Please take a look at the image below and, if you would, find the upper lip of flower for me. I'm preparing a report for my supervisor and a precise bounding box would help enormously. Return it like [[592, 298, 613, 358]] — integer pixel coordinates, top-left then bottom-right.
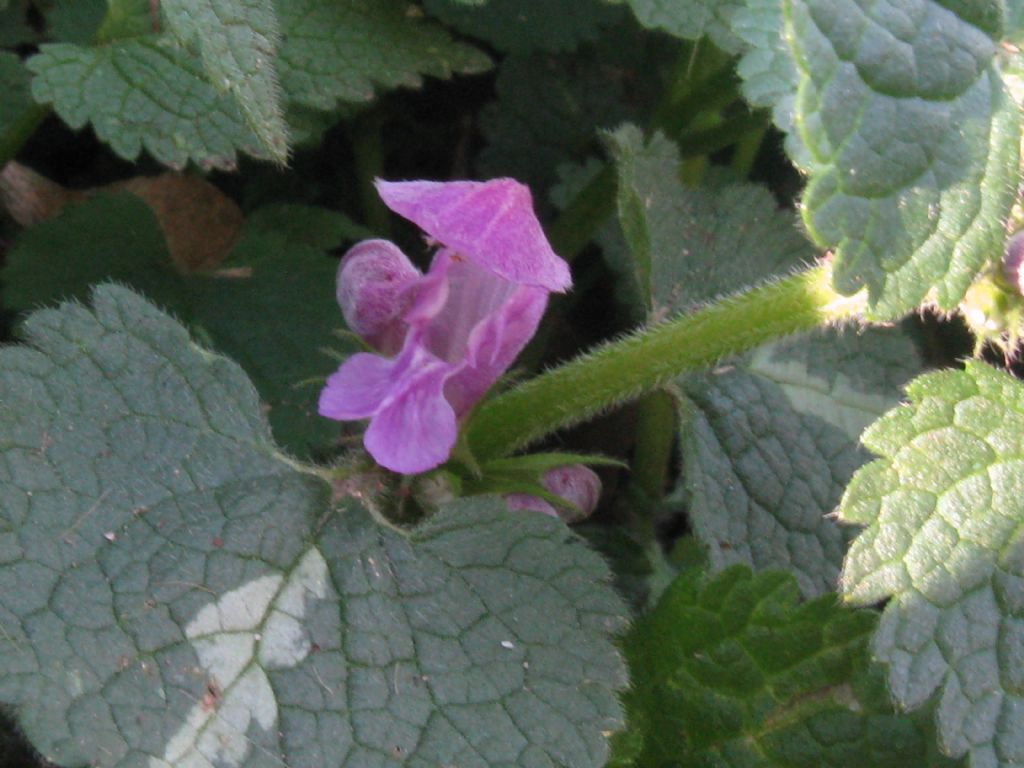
[[375, 178, 572, 293]]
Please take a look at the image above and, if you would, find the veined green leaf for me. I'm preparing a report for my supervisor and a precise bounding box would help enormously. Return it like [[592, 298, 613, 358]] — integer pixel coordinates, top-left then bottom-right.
[[0, 285, 628, 768], [618, 566, 958, 766], [276, 0, 490, 112], [840, 361, 1024, 768], [680, 327, 918, 598], [27, 39, 262, 170], [606, 124, 921, 596], [732, 0, 799, 143], [607, 125, 811, 316], [787, 0, 1020, 318], [160, 0, 289, 163], [481, 30, 673, 192]]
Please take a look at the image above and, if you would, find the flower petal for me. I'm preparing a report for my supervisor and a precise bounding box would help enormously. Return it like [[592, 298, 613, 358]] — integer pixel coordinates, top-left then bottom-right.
[[444, 283, 547, 414], [318, 352, 398, 420], [375, 178, 572, 292], [417, 254, 515, 365], [363, 360, 457, 474]]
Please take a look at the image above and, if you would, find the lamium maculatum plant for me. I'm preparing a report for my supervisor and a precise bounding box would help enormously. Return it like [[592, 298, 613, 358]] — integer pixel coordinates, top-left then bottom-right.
[[0, 2, 1022, 768]]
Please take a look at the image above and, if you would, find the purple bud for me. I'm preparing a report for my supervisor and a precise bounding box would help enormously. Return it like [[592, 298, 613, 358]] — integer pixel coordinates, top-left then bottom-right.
[[337, 239, 421, 355], [1003, 230, 1024, 295], [506, 465, 602, 524]]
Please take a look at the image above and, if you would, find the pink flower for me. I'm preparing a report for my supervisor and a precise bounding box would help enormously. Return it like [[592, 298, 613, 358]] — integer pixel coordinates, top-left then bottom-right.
[[505, 464, 603, 524], [319, 179, 571, 473], [1003, 230, 1024, 295]]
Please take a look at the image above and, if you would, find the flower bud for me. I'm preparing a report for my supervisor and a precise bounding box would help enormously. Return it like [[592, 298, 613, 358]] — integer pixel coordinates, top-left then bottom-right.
[[1003, 229, 1024, 296], [505, 464, 602, 524], [336, 239, 421, 355]]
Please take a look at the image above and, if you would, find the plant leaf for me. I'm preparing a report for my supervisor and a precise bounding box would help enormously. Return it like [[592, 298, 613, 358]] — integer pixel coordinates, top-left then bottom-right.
[[2, 194, 360, 458], [679, 327, 918, 598], [0, 163, 245, 272], [603, 124, 922, 596], [620, 0, 744, 53], [732, 0, 800, 142], [787, 0, 1020, 318], [480, 29, 674, 192], [27, 38, 262, 170], [839, 361, 1024, 767], [0, 284, 628, 768], [423, 0, 626, 54], [160, 0, 289, 163], [618, 566, 958, 767], [607, 125, 812, 316], [746, 328, 923, 441], [275, 0, 490, 112]]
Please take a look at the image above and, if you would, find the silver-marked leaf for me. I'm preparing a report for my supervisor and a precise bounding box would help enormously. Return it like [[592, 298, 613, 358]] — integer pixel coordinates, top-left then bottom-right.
[[0, 285, 628, 767], [787, 0, 1020, 318], [27, 38, 262, 170], [160, 0, 289, 163], [276, 0, 490, 111], [747, 328, 922, 440], [840, 361, 1024, 768], [680, 328, 919, 598]]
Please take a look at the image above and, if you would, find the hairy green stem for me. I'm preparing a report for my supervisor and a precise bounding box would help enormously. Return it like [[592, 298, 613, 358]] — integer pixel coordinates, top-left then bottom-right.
[[467, 264, 865, 460]]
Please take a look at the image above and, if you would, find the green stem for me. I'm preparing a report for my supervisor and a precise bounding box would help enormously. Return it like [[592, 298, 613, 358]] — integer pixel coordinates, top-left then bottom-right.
[[731, 123, 766, 177], [675, 111, 770, 158], [631, 390, 677, 500], [467, 264, 865, 460]]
